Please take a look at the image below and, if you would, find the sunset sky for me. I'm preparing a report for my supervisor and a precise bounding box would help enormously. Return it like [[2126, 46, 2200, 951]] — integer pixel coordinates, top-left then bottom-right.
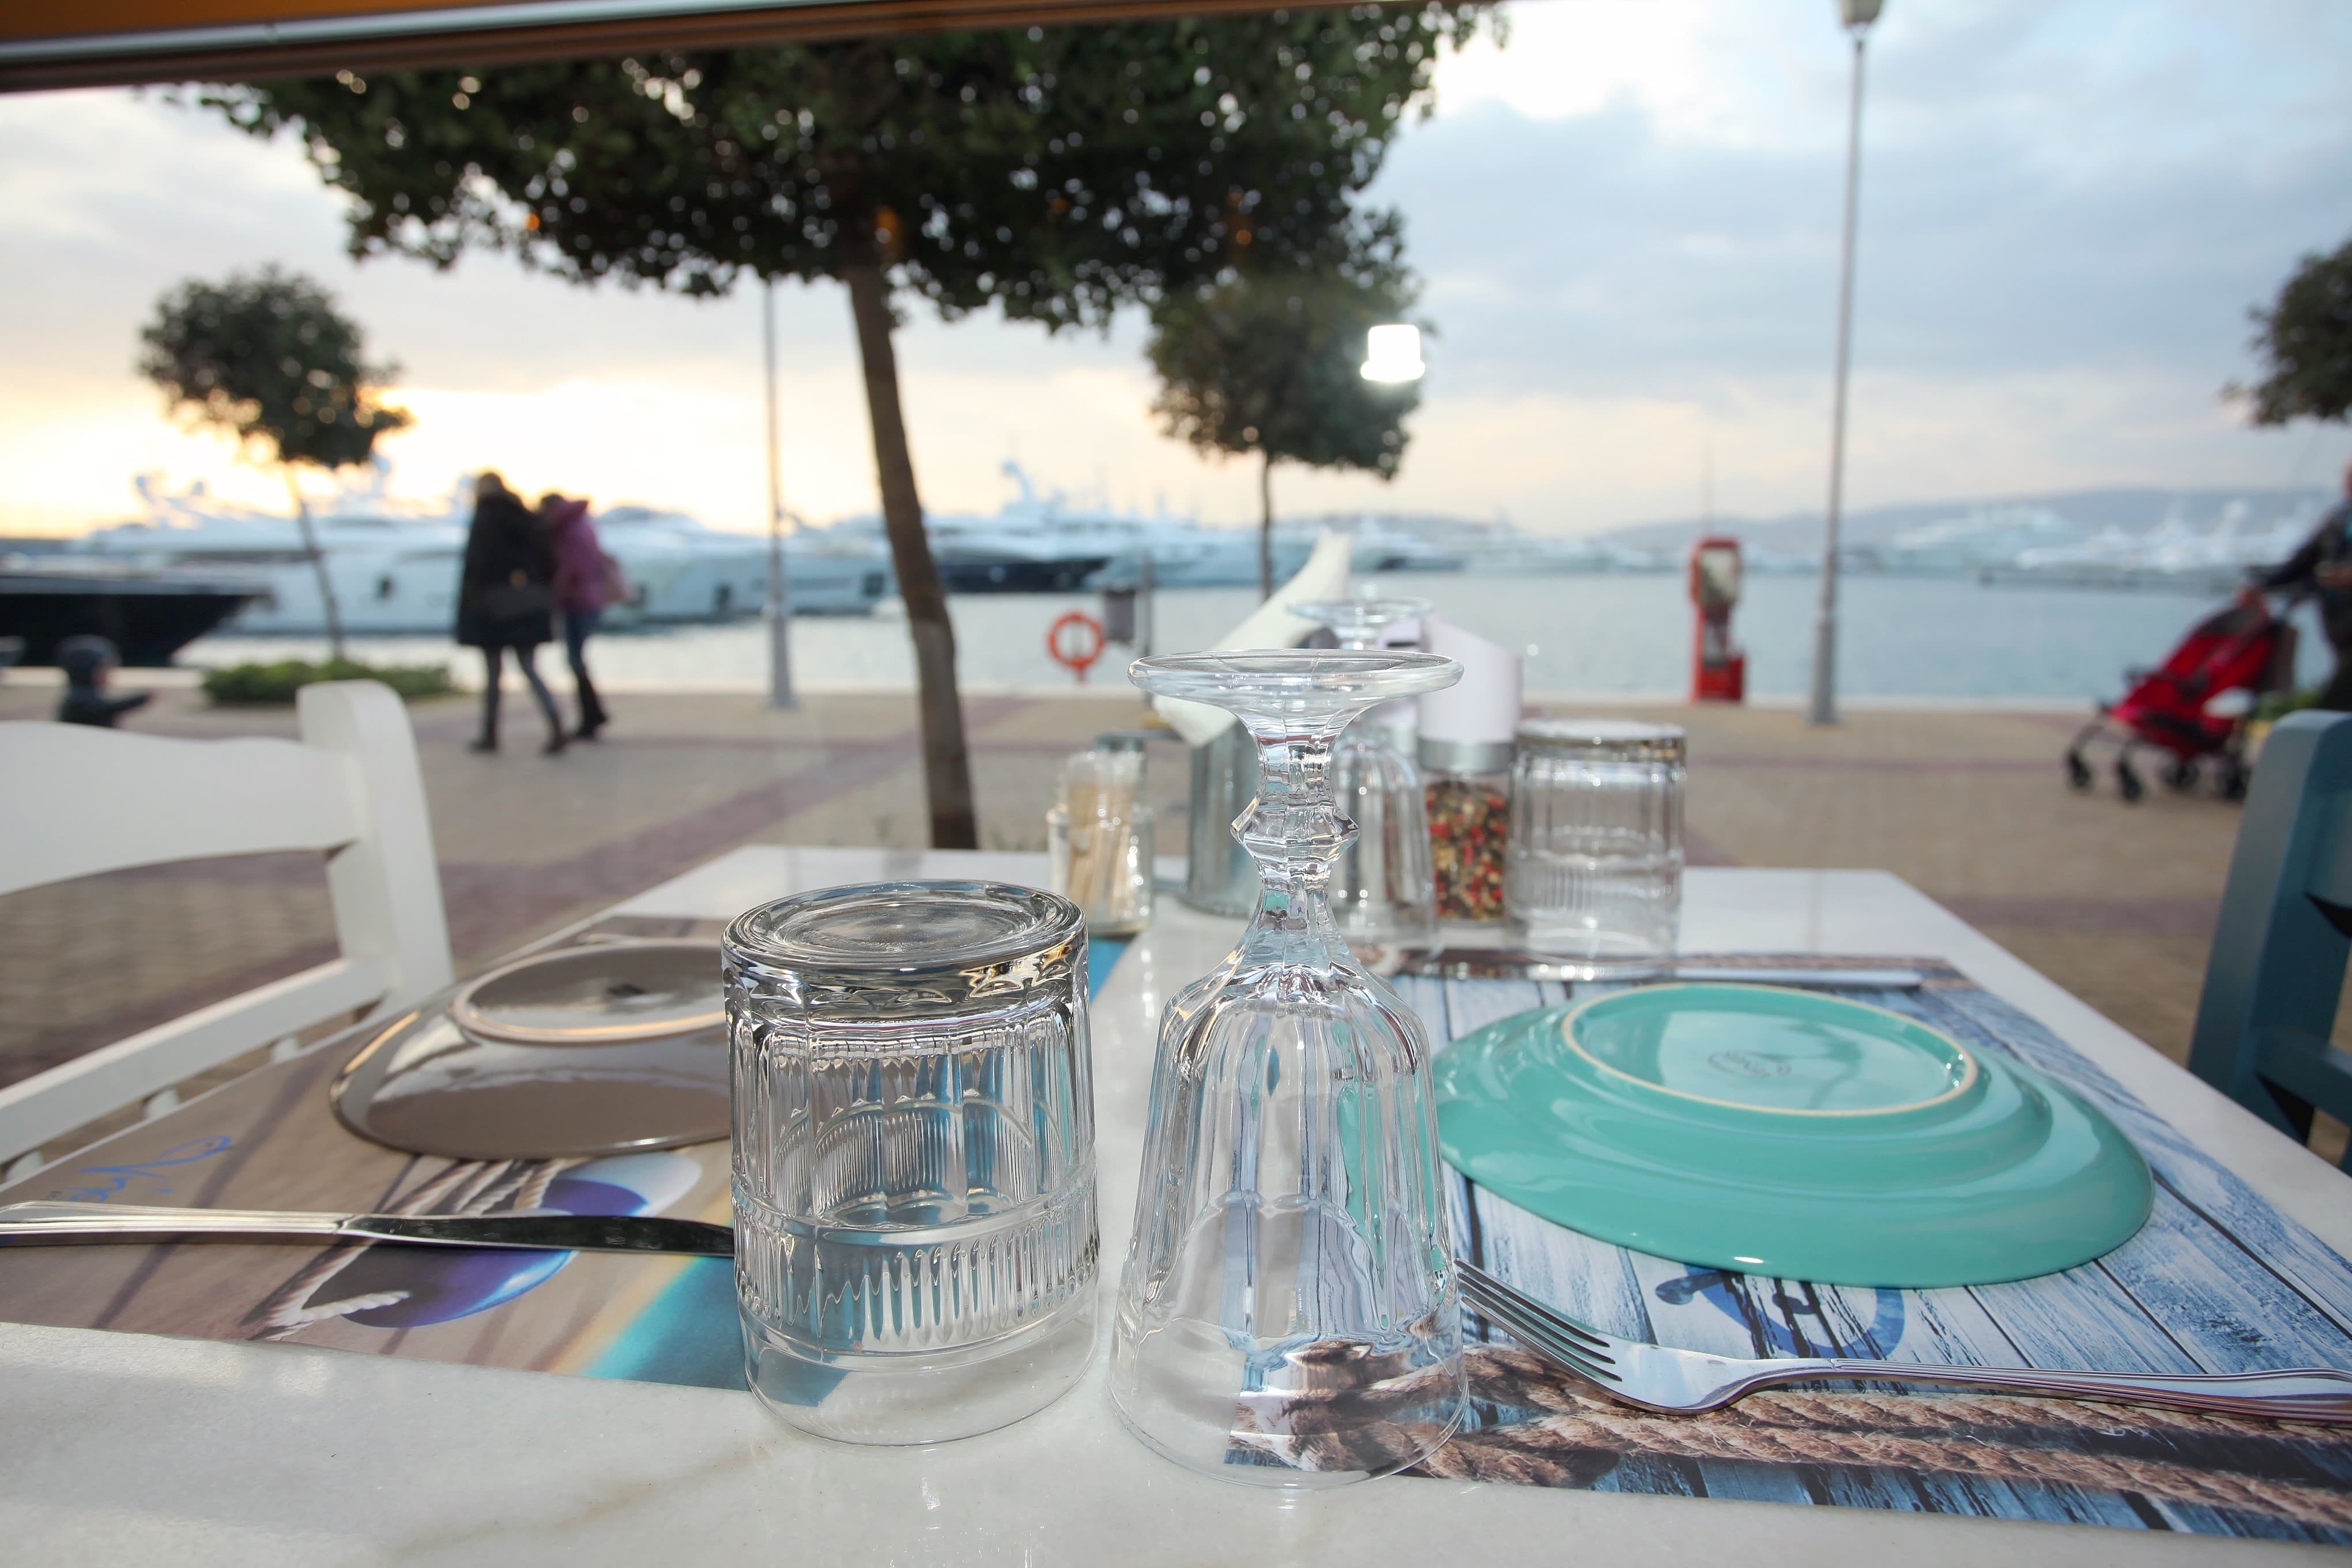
[[1, 0, 2347, 538]]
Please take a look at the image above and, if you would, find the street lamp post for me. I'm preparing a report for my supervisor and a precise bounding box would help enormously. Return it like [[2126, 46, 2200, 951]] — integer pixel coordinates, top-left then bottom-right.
[[1807, 0, 1882, 728], [762, 278, 796, 710]]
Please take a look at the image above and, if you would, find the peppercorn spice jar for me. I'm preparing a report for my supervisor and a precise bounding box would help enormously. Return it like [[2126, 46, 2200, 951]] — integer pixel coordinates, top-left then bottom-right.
[[1418, 614, 1523, 923], [1422, 736, 1513, 920]]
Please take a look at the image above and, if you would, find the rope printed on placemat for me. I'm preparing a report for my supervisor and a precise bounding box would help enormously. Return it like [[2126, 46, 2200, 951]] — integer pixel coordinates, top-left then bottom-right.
[[240, 1157, 578, 1340], [1400, 1348, 2352, 1531]]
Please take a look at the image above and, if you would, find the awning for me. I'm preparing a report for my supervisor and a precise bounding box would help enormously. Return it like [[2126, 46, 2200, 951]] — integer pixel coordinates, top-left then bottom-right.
[[0, 0, 1302, 93]]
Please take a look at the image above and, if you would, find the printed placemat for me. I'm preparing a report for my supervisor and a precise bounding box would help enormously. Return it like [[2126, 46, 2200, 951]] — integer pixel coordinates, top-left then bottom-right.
[[1392, 962, 2352, 1545], [0, 944, 2346, 1542]]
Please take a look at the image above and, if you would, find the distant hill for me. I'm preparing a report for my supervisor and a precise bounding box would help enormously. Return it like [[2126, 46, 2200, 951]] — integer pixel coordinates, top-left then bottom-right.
[[1595, 487, 2333, 556]]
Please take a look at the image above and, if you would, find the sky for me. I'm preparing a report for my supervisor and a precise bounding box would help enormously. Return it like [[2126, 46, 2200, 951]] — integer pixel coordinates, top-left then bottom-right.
[[1, 0, 2348, 538]]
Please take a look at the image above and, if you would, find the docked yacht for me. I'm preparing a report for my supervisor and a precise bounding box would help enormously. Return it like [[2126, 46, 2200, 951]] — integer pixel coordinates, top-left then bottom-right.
[[0, 553, 265, 665], [806, 463, 1471, 593], [71, 465, 890, 634]]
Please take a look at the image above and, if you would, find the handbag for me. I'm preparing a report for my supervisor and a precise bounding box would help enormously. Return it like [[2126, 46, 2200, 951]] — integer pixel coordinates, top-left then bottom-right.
[[480, 573, 553, 621], [600, 551, 632, 606]]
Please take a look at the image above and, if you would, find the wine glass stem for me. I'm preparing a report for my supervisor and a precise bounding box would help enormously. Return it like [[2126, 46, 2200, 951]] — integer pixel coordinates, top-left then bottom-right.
[[1237, 722, 1355, 963]]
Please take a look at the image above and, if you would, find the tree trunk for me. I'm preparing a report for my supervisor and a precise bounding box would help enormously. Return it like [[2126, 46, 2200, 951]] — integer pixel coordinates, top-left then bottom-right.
[[841, 244, 978, 849], [289, 476, 347, 661], [1257, 450, 1276, 601]]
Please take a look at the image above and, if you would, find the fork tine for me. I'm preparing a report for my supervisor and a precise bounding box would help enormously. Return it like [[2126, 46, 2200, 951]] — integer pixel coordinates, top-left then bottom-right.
[[1457, 1273, 1624, 1386], [1456, 1262, 1617, 1363]]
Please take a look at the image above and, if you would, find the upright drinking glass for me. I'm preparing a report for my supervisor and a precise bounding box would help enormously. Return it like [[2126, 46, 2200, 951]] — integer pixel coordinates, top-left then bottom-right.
[[1287, 598, 1437, 953], [1111, 650, 1469, 1487], [726, 880, 1099, 1444]]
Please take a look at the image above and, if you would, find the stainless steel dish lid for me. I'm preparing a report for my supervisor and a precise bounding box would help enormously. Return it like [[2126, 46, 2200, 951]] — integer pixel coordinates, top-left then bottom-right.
[[333, 942, 729, 1159], [447, 940, 724, 1045]]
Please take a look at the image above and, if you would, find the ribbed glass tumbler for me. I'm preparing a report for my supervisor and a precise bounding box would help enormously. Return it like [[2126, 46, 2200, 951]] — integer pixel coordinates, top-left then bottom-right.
[[1505, 718, 1686, 974], [726, 880, 1099, 1444], [1112, 650, 1469, 1487]]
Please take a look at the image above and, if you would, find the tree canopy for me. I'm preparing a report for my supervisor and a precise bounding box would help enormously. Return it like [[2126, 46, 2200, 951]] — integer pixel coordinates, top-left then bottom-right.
[[2238, 236, 2352, 426], [138, 265, 412, 470], [140, 266, 410, 655], [201, 12, 1486, 311], [1148, 225, 1422, 594], [196, 6, 1491, 842]]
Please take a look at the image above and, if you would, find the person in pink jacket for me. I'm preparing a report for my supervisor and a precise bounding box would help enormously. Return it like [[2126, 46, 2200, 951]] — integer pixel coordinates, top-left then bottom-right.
[[541, 493, 615, 741]]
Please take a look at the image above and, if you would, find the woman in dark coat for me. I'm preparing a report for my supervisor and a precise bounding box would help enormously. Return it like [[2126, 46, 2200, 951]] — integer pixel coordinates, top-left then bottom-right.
[[457, 471, 566, 754]]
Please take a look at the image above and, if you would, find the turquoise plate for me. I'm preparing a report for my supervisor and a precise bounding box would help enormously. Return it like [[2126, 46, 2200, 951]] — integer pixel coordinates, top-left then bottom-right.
[[1434, 983, 2153, 1287]]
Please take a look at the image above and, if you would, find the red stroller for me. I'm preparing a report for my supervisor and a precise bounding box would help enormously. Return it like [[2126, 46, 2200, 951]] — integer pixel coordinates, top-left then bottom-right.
[[2065, 602, 2293, 802]]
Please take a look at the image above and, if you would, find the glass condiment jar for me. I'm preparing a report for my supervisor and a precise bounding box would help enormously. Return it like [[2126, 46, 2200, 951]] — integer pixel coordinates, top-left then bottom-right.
[[1421, 736, 1512, 922]]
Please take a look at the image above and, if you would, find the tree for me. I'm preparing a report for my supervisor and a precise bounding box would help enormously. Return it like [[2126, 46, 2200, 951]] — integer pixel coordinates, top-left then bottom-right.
[[138, 266, 412, 659], [1148, 229, 1422, 597], [196, 6, 1490, 846], [2236, 236, 2352, 426]]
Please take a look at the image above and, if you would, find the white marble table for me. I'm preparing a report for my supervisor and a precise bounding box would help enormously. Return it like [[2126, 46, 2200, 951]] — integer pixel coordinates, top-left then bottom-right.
[[4, 848, 2347, 1567]]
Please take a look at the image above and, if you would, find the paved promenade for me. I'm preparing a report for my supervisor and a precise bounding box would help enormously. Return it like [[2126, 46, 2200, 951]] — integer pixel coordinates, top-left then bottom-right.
[[0, 680, 2289, 1136]]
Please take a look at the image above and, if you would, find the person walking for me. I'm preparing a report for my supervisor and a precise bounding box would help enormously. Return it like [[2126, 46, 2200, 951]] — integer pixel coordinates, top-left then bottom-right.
[[542, 491, 613, 741], [457, 471, 566, 755], [2241, 457, 2352, 710]]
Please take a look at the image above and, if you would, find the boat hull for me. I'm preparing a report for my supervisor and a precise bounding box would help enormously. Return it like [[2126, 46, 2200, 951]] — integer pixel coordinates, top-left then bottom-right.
[[0, 572, 261, 666], [934, 554, 1114, 593]]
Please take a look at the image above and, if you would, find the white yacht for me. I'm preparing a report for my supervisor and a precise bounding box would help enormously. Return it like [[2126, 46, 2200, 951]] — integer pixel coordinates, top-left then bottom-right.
[[808, 462, 1354, 591], [71, 464, 890, 634]]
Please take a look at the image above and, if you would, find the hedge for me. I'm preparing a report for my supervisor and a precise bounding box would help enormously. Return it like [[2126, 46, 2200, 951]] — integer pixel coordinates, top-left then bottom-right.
[[201, 658, 456, 706]]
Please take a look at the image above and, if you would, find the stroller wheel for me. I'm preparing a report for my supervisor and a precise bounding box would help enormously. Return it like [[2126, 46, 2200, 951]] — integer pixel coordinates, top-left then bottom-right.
[[2163, 758, 2199, 793], [2116, 759, 2144, 803], [2065, 753, 2093, 791], [2221, 756, 2249, 802]]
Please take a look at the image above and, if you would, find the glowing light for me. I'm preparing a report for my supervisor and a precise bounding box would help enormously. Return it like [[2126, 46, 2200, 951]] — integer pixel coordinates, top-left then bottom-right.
[[1360, 323, 1426, 385]]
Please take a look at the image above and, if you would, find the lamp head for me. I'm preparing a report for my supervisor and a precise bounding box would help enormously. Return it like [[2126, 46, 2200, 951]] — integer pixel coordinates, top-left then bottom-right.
[[1360, 323, 1426, 385], [1838, 0, 1884, 29]]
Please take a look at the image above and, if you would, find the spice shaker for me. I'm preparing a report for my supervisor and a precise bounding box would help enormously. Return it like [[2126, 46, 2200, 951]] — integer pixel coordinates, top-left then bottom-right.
[[1419, 615, 1522, 922]]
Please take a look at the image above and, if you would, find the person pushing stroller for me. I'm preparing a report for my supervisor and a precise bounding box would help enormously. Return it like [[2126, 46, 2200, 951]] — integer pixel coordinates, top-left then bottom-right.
[[2238, 457, 2352, 710]]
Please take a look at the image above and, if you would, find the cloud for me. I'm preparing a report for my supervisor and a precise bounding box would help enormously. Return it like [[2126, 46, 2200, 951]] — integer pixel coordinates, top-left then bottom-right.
[[2, 2, 2350, 541]]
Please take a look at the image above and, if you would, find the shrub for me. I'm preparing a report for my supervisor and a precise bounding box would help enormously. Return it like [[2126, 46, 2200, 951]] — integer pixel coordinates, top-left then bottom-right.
[[201, 658, 455, 706]]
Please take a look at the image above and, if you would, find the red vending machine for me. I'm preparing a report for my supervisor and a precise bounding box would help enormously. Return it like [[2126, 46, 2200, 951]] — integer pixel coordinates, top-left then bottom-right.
[[1689, 536, 1746, 703]]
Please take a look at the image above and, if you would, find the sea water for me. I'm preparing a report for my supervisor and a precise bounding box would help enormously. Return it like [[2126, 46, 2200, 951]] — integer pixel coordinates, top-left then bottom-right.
[[184, 572, 2307, 700]]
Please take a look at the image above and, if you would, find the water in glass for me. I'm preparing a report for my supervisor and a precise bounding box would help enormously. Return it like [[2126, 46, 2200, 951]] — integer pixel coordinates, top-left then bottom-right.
[[726, 881, 1098, 1443]]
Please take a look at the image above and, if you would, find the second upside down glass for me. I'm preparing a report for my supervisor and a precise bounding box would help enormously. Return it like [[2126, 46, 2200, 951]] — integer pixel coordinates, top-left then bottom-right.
[[1110, 650, 1469, 1487]]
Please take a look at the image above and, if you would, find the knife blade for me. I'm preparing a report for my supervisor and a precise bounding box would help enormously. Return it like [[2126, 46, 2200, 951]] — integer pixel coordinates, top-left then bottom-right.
[[0, 1201, 734, 1257], [1394, 950, 1926, 988]]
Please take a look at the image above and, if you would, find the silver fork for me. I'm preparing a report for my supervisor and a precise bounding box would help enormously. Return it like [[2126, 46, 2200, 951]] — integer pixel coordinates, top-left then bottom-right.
[[1456, 1261, 2352, 1424]]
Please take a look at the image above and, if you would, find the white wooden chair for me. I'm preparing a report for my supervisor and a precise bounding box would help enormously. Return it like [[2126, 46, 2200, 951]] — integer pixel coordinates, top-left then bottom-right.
[[0, 680, 453, 1177]]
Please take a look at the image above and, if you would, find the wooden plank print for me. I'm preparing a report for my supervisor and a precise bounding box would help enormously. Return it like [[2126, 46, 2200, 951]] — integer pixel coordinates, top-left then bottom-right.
[[1411, 958, 2352, 1543]]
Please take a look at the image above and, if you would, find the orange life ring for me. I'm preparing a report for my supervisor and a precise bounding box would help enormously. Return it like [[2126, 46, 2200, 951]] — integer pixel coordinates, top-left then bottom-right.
[[1046, 610, 1107, 683]]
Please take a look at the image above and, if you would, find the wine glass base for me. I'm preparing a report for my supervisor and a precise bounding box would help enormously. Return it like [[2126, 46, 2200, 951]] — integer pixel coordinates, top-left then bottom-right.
[[1109, 1309, 1466, 1487]]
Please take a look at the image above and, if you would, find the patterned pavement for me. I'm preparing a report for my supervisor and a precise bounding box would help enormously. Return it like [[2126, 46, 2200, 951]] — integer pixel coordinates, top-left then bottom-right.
[[0, 677, 2289, 1121]]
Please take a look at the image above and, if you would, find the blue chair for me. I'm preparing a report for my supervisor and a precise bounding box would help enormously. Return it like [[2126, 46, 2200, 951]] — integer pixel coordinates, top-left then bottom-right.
[[2188, 709, 2352, 1169]]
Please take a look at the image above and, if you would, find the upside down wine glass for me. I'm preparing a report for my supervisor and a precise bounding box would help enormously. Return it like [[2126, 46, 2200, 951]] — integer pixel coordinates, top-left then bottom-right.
[[1111, 649, 1469, 1487], [1288, 598, 1437, 956]]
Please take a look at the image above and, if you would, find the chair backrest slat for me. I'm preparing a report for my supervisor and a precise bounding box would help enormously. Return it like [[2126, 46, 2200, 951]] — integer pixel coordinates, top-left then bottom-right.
[[2189, 709, 2352, 1168], [0, 684, 451, 1174], [2304, 794, 2352, 918], [0, 723, 359, 897]]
